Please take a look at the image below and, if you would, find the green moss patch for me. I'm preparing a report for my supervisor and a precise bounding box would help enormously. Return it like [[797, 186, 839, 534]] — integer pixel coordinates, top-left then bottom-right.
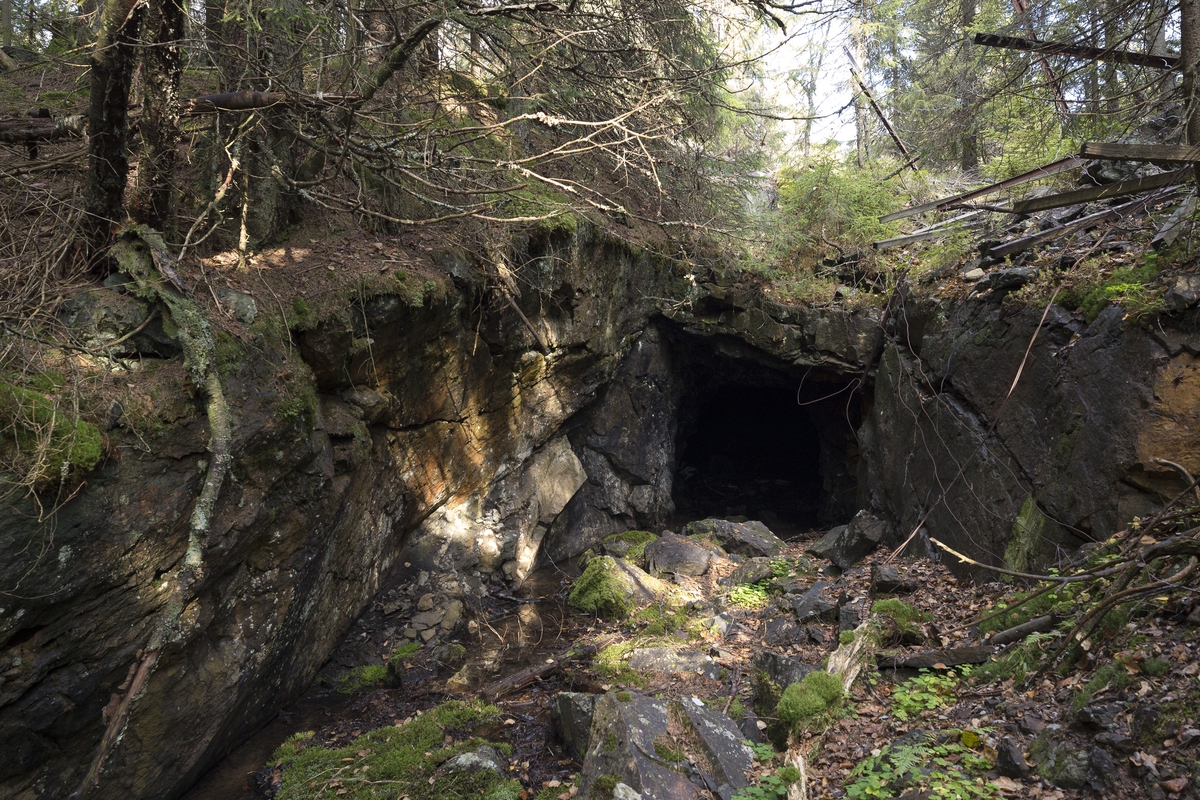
[[776, 670, 844, 734], [568, 556, 633, 619], [602, 530, 658, 563], [269, 700, 516, 800], [0, 381, 103, 488]]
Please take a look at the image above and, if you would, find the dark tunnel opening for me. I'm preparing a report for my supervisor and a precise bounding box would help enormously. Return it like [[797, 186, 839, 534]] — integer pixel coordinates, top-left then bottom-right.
[[670, 334, 866, 537]]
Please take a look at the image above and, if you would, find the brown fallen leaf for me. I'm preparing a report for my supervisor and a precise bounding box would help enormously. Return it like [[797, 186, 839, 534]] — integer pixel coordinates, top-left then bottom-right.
[[1162, 777, 1189, 793]]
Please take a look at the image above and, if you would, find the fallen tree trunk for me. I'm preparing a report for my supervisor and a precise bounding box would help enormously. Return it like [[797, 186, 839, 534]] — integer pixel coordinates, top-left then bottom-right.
[[988, 614, 1060, 646], [479, 634, 618, 701], [876, 646, 996, 669]]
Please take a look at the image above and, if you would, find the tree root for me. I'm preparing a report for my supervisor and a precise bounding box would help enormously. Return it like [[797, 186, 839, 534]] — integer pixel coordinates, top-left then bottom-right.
[[72, 227, 232, 798]]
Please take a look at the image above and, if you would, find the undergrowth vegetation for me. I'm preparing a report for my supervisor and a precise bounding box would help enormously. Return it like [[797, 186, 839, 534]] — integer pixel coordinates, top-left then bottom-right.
[[269, 700, 516, 800]]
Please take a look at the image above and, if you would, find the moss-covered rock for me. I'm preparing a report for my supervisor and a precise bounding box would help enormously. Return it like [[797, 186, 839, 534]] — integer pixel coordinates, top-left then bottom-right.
[[776, 670, 844, 734], [568, 556, 667, 619]]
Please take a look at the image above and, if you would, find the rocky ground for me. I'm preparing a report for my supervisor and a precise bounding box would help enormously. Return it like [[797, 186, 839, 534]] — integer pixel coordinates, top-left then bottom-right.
[[195, 514, 1200, 800]]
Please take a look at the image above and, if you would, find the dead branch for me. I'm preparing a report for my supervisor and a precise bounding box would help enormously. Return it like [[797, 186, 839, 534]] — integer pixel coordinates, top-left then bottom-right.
[[973, 32, 1179, 70], [479, 633, 617, 700]]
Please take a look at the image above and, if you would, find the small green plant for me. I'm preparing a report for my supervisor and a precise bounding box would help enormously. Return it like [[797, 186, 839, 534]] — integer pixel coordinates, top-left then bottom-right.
[[748, 741, 775, 761], [653, 733, 684, 761], [839, 630, 856, 645], [728, 697, 747, 721], [891, 669, 958, 721], [732, 766, 802, 800], [871, 598, 923, 627], [845, 730, 999, 799], [591, 774, 619, 798], [616, 691, 632, 703], [269, 699, 514, 800], [1145, 657, 1171, 677], [769, 558, 792, 577], [1071, 661, 1138, 712], [334, 664, 389, 693], [393, 641, 422, 659], [729, 581, 771, 609], [602, 530, 658, 563]]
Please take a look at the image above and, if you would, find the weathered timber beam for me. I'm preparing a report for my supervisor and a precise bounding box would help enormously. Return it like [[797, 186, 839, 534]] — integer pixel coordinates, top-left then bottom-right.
[[1081, 142, 1200, 162], [988, 191, 1174, 259], [974, 32, 1179, 70], [1153, 192, 1198, 251], [880, 156, 1082, 222], [1013, 167, 1194, 214], [873, 210, 986, 250]]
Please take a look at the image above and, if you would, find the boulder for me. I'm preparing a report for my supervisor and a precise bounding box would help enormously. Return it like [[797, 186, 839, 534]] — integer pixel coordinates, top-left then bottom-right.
[[685, 518, 785, 557], [727, 557, 774, 587], [644, 532, 711, 577], [1165, 275, 1200, 311], [762, 616, 805, 647], [552, 692, 598, 758], [579, 692, 751, 800], [996, 736, 1031, 779], [869, 564, 916, 595], [789, 582, 837, 623], [628, 647, 721, 680], [444, 745, 504, 775], [679, 698, 754, 796], [568, 556, 669, 618], [808, 511, 890, 570], [977, 266, 1037, 292], [1037, 743, 1089, 789]]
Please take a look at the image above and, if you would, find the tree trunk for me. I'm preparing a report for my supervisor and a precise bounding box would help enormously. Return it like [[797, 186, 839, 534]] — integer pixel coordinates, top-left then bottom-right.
[[1184, 0, 1200, 148], [83, 0, 143, 267], [852, 5, 870, 166], [2, 0, 11, 49], [130, 0, 185, 229], [958, 0, 979, 172]]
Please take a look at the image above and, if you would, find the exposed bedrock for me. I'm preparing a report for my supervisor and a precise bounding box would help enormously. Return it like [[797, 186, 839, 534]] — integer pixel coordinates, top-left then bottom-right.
[[3, 245, 1200, 800], [860, 293, 1200, 572]]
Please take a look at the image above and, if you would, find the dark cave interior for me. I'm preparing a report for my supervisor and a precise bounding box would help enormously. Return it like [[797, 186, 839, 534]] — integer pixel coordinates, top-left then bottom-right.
[[670, 335, 865, 536]]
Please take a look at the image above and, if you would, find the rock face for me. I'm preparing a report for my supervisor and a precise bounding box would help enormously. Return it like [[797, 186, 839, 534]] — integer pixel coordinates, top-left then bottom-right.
[[9, 242, 1200, 800], [0, 228, 680, 800], [859, 296, 1200, 576]]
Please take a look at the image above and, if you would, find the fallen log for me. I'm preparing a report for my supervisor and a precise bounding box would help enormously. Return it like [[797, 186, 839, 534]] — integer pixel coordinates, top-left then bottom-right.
[[0, 114, 86, 144], [479, 634, 618, 701], [988, 614, 1059, 646], [876, 645, 996, 669]]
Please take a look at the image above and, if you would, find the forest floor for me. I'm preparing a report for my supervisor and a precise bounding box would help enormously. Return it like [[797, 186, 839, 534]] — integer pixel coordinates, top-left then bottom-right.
[[182, 523, 1200, 800]]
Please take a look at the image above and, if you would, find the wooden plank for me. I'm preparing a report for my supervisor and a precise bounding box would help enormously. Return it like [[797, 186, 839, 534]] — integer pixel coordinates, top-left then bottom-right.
[[974, 32, 1179, 70], [1081, 142, 1200, 163], [1012, 167, 1193, 215], [987, 191, 1173, 259], [877, 646, 996, 669], [1153, 192, 1198, 251], [873, 211, 985, 250], [880, 156, 1082, 222]]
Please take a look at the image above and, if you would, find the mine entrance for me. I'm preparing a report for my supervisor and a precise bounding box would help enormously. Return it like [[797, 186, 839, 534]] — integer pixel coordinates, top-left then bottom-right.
[[671, 337, 864, 535]]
